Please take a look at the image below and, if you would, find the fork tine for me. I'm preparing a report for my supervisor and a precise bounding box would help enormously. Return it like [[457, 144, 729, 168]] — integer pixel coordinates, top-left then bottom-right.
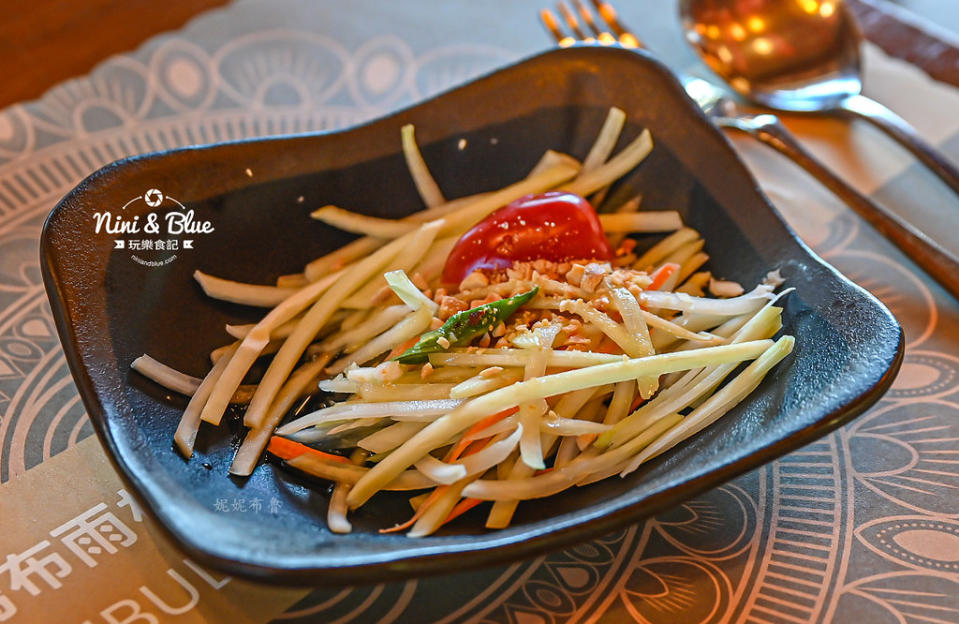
[[540, 8, 577, 47], [556, 1, 595, 43], [573, 0, 618, 44], [589, 0, 644, 48]]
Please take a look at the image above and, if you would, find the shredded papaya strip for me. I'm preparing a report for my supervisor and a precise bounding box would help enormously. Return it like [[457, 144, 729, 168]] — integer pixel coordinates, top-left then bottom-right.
[[459, 439, 490, 459], [435, 429, 513, 530], [388, 427, 505, 535], [446, 407, 519, 462], [648, 262, 680, 291], [267, 436, 351, 464]]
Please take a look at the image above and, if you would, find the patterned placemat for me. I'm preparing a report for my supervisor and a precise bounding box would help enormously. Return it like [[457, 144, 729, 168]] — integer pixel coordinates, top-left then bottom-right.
[[2, 1, 959, 622]]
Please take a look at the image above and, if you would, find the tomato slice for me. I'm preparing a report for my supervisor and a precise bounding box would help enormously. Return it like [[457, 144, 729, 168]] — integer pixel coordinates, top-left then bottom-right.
[[442, 191, 612, 284]]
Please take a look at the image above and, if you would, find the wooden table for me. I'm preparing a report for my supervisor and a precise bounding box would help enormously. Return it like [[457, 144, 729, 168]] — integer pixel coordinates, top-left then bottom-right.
[[0, 0, 228, 108], [1, 0, 957, 111]]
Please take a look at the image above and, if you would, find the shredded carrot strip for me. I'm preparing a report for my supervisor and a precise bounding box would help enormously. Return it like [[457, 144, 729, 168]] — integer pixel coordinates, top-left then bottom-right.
[[648, 262, 680, 291], [442, 497, 484, 525], [435, 432, 509, 530], [380, 486, 448, 533], [595, 338, 620, 354], [387, 417, 518, 535], [433, 419, 526, 531], [386, 336, 420, 360], [267, 436, 350, 464], [462, 439, 490, 457], [629, 395, 647, 413], [446, 407, 518, 462]]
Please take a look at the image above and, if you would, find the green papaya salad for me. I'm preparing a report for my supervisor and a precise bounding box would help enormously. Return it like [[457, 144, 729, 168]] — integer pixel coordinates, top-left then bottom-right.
[[132, 108, 793, 536]]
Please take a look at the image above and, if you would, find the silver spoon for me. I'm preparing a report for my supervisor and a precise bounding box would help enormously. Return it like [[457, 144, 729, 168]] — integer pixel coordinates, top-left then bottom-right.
[[680, 0, 959, 197], [541, 0, 959, 300]]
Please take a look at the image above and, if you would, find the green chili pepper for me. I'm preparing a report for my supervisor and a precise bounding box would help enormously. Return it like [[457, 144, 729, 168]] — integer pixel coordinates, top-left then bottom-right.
[[395, 286, 539, 364]]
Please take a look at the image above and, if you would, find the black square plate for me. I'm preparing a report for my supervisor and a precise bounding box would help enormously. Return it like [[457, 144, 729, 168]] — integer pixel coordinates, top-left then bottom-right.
[[41, 46, 902, 585]]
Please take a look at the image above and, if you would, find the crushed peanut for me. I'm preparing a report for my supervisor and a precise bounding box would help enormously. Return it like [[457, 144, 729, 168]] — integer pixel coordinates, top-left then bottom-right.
[[580, 263, 611, 293], [438, 296, 468, 320], [411, 272, 429, 291], [479, 366, 504, 378], [378, 361, 403, 382], [565, 263, 586, 287], [420, 362, 434, 379], [459, 271, 489, 291], [616, 238, 637, 256], [709, 278, 744, 298]]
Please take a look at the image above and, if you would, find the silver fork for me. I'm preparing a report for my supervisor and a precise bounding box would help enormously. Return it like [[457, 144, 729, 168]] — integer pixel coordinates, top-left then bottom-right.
[[541, 1, 959, 301]]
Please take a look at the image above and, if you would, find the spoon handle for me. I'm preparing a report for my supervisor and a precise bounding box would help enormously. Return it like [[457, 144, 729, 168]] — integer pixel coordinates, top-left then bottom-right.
[[839, 94, 959, 197], [725, 113, 959, 300]]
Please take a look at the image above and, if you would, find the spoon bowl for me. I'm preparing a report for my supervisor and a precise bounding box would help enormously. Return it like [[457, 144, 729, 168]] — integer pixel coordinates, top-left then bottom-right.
[[681, 0, 959, 197], [683, 0, 862, 110]]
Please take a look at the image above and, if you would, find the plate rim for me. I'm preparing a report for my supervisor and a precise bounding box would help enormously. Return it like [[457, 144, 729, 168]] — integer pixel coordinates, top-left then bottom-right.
[[40, 44, 904, 585]]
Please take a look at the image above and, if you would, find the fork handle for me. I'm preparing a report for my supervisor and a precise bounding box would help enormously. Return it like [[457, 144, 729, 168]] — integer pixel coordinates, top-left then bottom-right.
[[837, 94, 959, 198], [723, 112, 959, 301]]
